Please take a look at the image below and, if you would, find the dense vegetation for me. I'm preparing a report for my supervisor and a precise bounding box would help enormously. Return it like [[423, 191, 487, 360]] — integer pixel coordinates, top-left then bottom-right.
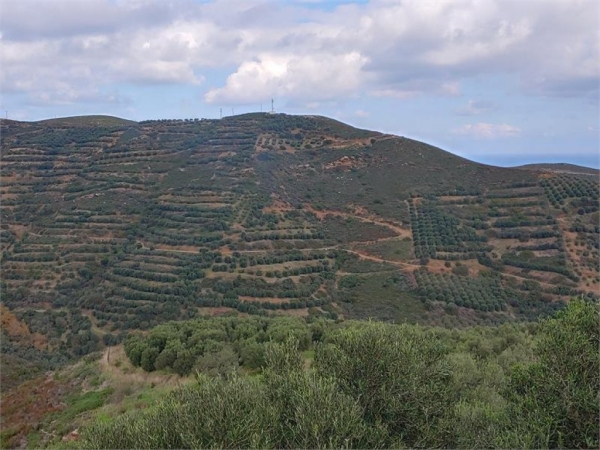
[[0, 114, 598, 450], [1, 113, 598, 410], [82, 299, 599, 449], [123, 315, 315, 375]]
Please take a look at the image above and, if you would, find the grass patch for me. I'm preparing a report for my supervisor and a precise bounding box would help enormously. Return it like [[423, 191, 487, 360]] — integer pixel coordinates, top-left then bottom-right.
[[0, 428, 20, 450], [303, 349, 315, 360], [338, 273, 426, 323], [64, 388, 114, 419], [25, 431, 41, 449], [353, 238, 413, 261], [336, 251, 397, 273], [321, 216, 396, 243]]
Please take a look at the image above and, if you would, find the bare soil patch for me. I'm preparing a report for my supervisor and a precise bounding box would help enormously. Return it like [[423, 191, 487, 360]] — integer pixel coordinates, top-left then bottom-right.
[[154, 244, 202, 253]]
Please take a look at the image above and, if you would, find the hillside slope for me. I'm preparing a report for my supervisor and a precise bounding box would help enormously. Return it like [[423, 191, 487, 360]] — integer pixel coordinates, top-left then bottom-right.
[[515, 163, 599, 177], [1, 113, 598, 370]]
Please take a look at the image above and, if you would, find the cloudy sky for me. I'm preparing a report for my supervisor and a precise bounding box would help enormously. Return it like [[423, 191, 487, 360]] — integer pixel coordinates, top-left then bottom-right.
[[2, 0, 599, 168]]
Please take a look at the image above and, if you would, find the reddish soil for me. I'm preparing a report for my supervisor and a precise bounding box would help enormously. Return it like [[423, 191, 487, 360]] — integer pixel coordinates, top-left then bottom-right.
[[263, 199, 292, 214], [327, 137, 373, 149], [323, 155, 366, 171], [8, 224, 27, 239], [0, 304, 47, 350], [0, 375, 73, 448]]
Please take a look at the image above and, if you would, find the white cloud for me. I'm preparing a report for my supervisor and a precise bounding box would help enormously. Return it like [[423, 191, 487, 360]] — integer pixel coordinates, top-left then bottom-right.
[[452, 123, 521, 139], [1, 0, 598, 106], [204, 51, 368, 104]]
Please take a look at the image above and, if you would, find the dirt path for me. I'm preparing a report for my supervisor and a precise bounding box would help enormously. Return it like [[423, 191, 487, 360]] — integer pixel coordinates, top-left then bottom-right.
[[99, 346, 187, 387], [336, 269, 398, 276], [342, 248, 420, 271], [302, 205, 412, 239]]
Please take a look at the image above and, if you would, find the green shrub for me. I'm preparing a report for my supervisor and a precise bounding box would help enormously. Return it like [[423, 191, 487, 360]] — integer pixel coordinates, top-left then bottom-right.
[[81, 301, 599, 450], [504, 299, 599, 449], [315, 322, 454, 447]]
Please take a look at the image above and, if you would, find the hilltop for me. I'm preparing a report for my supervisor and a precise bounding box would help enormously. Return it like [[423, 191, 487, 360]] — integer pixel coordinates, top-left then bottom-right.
[[515, 162, 599, 177], [1, 113, 598, 382], [35, 115, 138, 128]]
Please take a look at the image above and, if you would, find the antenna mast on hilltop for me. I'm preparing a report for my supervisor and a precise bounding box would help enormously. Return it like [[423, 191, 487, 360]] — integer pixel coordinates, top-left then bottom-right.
[[269, 98, 275, 114]]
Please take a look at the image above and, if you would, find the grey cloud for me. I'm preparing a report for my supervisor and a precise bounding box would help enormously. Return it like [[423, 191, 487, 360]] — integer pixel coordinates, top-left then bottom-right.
[[0, 0, 185, 41], [2, 0, 598, 107]]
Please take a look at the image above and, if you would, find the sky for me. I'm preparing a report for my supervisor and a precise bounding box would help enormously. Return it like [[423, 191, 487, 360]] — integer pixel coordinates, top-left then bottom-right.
[[1, 0, 599, 168]]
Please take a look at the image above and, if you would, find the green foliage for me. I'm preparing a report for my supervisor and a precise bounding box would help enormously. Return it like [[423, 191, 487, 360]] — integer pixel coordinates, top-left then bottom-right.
[[2, 113, 599, 398], [321, 216, 396, 243], [501, 250, 574, 279], [123, 315, 312, 376], [505, 299, 599, 449], [410, 200, 489, 259], [337, 272, 425, 323], [65, 388, 114, 419], [262, 339, 387, 449], [315, 322, 453, 447], [352, 238, 413, 261], [338, 274, 363, 289], [195, 346, 239, 378], [541, 175, 599, 209], [83, 340, 386, 449], [81, 375, 276, 449], [415, 268, 509, 312], [81, 299, 598, 449]]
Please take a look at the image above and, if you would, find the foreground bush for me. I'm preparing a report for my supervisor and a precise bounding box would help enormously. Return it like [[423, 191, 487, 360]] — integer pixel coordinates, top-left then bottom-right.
[[504, 299, 599, 449], [315, 322, 453, 447], [82, 299, 598, 449], [82, 341, 386, 449]]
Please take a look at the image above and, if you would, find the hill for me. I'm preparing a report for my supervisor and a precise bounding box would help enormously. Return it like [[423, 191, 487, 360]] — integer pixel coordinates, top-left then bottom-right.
[[515, 163, 599, 177], [1, 113, 598, 384], [35, 115, 138, 128]]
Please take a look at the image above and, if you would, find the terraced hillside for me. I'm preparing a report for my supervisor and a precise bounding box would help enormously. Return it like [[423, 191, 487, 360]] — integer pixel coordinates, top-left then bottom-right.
[[1, 113, 598, 374]]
